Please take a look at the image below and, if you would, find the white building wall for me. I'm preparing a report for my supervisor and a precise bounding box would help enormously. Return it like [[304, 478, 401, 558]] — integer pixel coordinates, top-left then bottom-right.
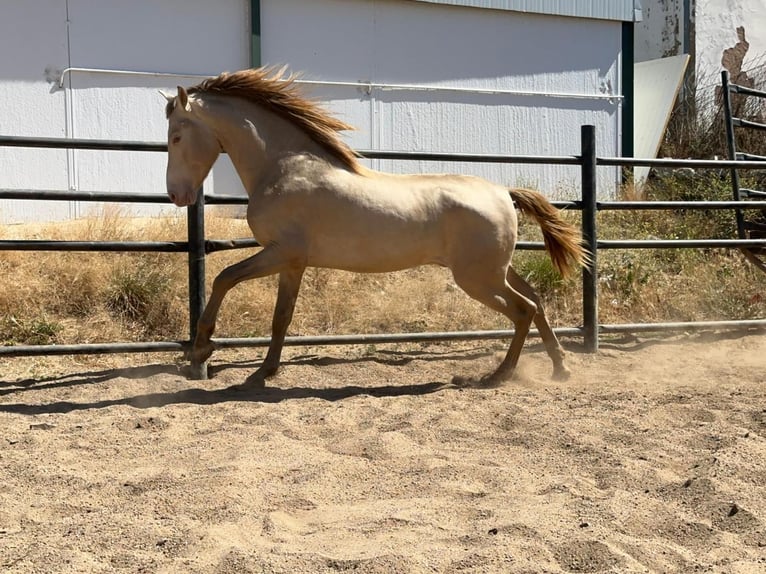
[[0, 0, 249, 224], [262, 0, 623, 199], [1, 0, 627, 224], [0, 0, 71, 221]]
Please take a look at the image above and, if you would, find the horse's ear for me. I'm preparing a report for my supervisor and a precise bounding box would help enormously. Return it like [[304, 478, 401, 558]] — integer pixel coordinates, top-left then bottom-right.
[[177, 86, 191, 111], [159, 90, 175, 103]]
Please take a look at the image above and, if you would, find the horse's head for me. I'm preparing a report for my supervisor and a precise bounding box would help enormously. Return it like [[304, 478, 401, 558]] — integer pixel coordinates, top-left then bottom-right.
[[162, 86, 221, 207]]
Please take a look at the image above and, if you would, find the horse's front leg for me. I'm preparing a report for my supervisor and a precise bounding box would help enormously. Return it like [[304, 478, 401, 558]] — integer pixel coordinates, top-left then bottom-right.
[[244, 267, 305, 388], [187, 246, 298, 368]]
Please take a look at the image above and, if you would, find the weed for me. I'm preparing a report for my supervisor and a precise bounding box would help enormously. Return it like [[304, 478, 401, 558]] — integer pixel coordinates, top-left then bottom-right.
[[105, 255, 184, 338], [0, 315, 61, 345], [513, 253, 565, 295]]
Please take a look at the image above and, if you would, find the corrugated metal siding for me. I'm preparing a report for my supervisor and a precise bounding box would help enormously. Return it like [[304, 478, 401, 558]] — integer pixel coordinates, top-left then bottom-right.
[[262, 0, 623, 199], [411, 0, 642, 21]]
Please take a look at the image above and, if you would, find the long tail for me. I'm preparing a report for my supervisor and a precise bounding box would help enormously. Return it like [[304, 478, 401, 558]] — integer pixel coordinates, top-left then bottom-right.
[[509, 188, 588, 277]]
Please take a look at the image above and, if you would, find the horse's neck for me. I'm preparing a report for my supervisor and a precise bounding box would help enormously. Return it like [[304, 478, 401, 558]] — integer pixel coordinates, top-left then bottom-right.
[[197, 95, 335, 193]]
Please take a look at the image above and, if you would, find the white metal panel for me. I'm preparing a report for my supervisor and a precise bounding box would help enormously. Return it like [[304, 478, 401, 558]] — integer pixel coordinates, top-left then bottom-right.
[[66, 0, 249, 75], [633, 55, 689, 185], [262, 0, 622, 198], [0, 0, 249, 223], [0, 0, 72, 223], [64, 0, 250, 217]]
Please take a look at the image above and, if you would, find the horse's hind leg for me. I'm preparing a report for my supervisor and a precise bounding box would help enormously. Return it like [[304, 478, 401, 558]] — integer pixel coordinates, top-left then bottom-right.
[[507, 267, 570, 381], [452, 267, 537, 386]]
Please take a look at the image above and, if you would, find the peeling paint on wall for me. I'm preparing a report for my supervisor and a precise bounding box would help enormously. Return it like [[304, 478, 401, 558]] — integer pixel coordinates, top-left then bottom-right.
[[634, 0, 686, 63], [721, 26, 755, 89], [696, 0, 766, 86]]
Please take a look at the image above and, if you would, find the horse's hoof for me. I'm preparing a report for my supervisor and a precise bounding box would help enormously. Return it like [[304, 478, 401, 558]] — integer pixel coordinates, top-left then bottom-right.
[[478, 374, 506, 389], [242, 373, 268, 389], [188, 342, 215, 364], [241, 363, 279, 389], [224, 381, 264, 393], [450, 373, 507, 389], [450, 375, 472, 388], [552, 365, 571, 381]]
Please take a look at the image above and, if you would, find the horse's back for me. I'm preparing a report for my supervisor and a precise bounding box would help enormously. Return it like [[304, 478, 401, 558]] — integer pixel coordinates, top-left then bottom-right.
[[252, 163, 518, 272]]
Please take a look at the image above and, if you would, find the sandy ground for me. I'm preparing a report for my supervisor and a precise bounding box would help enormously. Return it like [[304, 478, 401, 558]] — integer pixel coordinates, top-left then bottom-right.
[[0, 331, 765, 573]]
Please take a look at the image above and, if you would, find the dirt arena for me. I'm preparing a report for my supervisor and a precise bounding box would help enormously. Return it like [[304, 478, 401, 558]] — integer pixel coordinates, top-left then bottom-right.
[[1, 331, 764, 573]]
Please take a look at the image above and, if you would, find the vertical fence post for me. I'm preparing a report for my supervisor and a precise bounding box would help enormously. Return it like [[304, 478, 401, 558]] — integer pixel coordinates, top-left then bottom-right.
[[721, 70, 746, 239], [187, 186, 208, 379], [580, 125, 599, 353]]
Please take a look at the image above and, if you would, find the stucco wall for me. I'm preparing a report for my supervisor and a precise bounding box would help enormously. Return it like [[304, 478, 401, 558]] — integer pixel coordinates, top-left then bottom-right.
[[634, 0, 766, 88], [696, 0, 766, 86]]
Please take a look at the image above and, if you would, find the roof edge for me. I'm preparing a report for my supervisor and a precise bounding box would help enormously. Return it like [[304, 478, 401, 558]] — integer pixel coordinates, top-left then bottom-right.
[[410, 0, 643, 22]]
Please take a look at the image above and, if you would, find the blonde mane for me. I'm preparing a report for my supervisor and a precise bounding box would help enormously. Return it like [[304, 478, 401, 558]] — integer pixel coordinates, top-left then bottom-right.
[[185, 67, 362, 174]]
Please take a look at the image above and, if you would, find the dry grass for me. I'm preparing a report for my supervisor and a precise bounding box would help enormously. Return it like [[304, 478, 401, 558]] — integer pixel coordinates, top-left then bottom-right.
[[0, 191, 763, 349]]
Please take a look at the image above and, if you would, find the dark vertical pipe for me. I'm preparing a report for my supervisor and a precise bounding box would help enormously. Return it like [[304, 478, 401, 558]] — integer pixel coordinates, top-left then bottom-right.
[[187, 187, 208, 379], [251, 0, 261, 68], [721, 71, 746, 239], [581, 125, 599, 353], [620, 21, 635, 163]]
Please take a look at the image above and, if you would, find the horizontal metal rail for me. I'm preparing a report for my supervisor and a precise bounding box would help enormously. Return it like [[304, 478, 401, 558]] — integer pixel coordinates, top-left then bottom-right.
[[599, 238, 766, 249], [0, 240, 188, 253], [734, 118, 766, 131], [0, 188, 246, 206], [0, 135, 167, 152], [1, 135, 581, 167], [2, 319, 764, 358], [5, 134, 766, 170], [737, 152, 766, 162], [0, 189, 172, 203], [729, 82, 766, 98], [3, 191, 766, 212], [56, 66, 209, 88], [358, 149, 582, 165], [597, 200, 766, 210], [598, 156, 766, 169], [599, 319, 766, 334], [296, 77, 623, 102], [54, 67, 622, 102], [8, 237, 761, 255], [0, 341, 185, 357]]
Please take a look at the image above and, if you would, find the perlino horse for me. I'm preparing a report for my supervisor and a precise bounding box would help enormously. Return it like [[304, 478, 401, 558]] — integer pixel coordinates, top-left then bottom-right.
[[163, 67, 586, 388]]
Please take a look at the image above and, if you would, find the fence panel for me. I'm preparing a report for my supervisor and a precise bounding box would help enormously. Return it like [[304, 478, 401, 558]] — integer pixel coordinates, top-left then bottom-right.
[[1, 130, 765, 377]]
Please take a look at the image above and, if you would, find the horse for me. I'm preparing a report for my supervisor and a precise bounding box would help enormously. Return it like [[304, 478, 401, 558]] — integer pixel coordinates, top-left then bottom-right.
[[162, 67, 587, 389]]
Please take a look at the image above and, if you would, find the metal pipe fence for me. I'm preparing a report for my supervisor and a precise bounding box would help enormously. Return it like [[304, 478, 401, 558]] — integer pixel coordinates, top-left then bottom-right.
[[1, 128, 765, 376]]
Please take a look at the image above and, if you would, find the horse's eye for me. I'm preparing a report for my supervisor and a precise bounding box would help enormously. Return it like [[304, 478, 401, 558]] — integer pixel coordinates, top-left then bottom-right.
[[171, 135, 181, 145]]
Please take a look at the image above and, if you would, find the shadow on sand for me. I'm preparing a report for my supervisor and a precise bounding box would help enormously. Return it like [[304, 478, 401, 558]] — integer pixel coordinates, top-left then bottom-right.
[[0, 345, 498, 415], [1, 329, 759, 416]]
